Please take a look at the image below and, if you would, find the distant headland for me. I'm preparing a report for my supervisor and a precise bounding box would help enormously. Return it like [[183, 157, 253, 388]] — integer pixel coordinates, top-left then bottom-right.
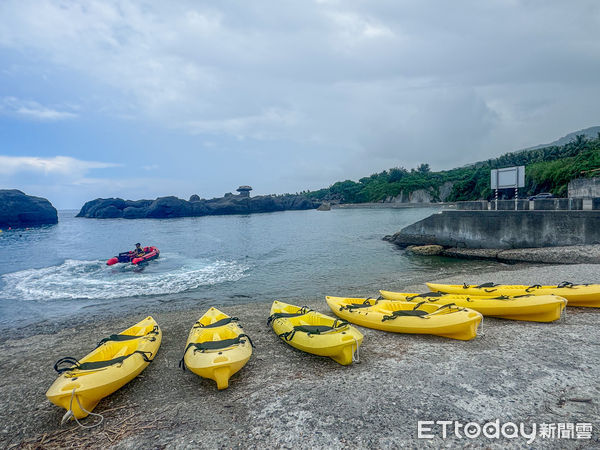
[[76, 186, 319, 219]]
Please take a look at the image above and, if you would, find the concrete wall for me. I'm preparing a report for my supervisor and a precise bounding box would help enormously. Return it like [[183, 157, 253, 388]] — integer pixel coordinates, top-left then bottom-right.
[[531, 198, 583, 210], [456, 199, 584, 211], [388, 210, 600, 249], [533, 199, 556, 210], [495, 200, 529, 210], [456, 201, 488, 210], [571, 198, 584, 210], [568, 177, 600, 198]]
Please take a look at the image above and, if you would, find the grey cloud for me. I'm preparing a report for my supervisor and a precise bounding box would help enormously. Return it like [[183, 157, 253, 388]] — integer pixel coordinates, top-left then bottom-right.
[[0, 0, 599, 201]]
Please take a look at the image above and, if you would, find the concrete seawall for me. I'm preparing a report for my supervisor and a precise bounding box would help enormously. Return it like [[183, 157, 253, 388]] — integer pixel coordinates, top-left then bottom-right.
[[331, 202, 453, 209], [385, 210, 600, 249]]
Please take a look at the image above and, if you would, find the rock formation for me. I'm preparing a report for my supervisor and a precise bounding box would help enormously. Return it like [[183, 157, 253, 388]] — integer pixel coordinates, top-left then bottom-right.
[[408, 189, 433, 203], [0, 190, 58, 228], [405, 245, 444, 256], [77, 193, 319, 219]]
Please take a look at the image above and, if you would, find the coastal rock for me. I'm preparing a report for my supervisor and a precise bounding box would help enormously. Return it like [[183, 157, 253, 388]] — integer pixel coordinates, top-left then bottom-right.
[[395, 191, 410, 203], [77, 198, 127, 218], [384, 191, 410, 203], [390, 242, 600, 264], [280, 195, 315, 210], [440, 245, 600, 264], [205, 196, 251, 215], [191, 201, 210, 216], [406, 245, 444, 256], [146, 196, 192, 218], [248, 196, 278, 213], [409, 189, 432, 203], [189, 194, 201, 202], [317, 203, 331, 211], [0, 189, 58, 228], [98, 205, 123, 218], [122, 206, 147, 219], [438, 181, 454, 202], [77, 192, 318, 219]]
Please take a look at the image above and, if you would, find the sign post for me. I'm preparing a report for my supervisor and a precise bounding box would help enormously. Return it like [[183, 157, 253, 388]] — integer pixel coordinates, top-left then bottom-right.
[[490, 166, 525, 210], [495, 188, 498, 210]]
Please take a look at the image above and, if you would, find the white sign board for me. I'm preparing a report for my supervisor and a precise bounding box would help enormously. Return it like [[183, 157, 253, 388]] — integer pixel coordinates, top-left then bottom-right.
[[490, 166, 525, 189]]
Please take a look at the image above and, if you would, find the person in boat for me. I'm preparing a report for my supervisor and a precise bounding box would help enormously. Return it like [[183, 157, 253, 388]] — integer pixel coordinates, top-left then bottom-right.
[[133, 243, 145, 257]]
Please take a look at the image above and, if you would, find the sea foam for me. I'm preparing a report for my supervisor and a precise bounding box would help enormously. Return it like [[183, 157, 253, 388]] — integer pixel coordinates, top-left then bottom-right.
[[1, 256, 249, 301]]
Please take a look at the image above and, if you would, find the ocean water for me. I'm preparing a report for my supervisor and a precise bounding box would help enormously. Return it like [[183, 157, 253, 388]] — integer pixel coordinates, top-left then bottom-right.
[[0, 208, 496, 329]]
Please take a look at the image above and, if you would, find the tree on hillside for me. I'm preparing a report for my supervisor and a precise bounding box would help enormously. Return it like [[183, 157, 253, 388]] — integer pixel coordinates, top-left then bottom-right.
[[305, 136, 600, 203], [417, 163, 430, 174], [388, 167, 408, 183], [574, 134, 587, 147]]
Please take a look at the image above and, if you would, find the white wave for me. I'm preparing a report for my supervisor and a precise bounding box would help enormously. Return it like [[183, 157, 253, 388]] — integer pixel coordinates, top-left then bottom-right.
[[1, 258, 249, 301]]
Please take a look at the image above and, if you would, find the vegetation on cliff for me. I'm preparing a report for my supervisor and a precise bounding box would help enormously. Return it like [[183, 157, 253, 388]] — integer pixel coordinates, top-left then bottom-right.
[[306, 133, 600, 203]]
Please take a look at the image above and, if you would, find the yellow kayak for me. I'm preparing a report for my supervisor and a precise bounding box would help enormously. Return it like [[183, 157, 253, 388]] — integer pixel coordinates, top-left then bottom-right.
[[46, 316, 161, 420], [326, 296, 482, 341], [426, 281, 600, 308], [181, 307, 253, 390], [380, 290, 567, 322], [269, 301, 363, 365]]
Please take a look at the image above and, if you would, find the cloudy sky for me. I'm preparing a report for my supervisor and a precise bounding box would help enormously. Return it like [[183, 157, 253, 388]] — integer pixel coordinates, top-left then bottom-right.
[[1, 0, 599, 208]]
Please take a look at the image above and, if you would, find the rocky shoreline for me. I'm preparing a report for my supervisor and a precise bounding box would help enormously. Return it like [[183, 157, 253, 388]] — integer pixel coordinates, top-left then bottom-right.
[[77, 193, 318, 219], [1, 264, 599, 448], [400, 243, 600, 264]]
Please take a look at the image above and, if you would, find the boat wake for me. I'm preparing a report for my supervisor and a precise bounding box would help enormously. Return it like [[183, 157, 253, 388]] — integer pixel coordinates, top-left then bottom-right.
[[1, 256, 249, 301]]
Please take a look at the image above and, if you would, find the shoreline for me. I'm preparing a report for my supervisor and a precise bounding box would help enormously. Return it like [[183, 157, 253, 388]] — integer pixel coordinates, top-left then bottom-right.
[[0, 257, 525, 342], [401, 244, 600, 264], [2, 263, 600, 448]]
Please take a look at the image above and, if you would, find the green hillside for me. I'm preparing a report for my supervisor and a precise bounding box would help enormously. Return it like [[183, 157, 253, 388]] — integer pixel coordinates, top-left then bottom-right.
[[306, 132, 600, 203]]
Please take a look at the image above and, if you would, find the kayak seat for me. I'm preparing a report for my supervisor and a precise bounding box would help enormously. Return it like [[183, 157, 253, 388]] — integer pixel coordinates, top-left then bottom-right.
[[267, 307, 312, 325], [193, 317, 239, 329], [96, 325, 160, 347], [183, 334, 253, 354], [278, 321, 348, 341], [54, 350, 154, 374]]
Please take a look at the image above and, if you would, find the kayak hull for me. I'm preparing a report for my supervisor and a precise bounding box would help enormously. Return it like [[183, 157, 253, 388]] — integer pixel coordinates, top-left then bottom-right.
[[183, 307, 252, 390], [380, 290, 567, 322], [426, 282, 600, 308], [269, 301, 363, 365], [46, 316, 161, 419], [326, 297, 482, 341]]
